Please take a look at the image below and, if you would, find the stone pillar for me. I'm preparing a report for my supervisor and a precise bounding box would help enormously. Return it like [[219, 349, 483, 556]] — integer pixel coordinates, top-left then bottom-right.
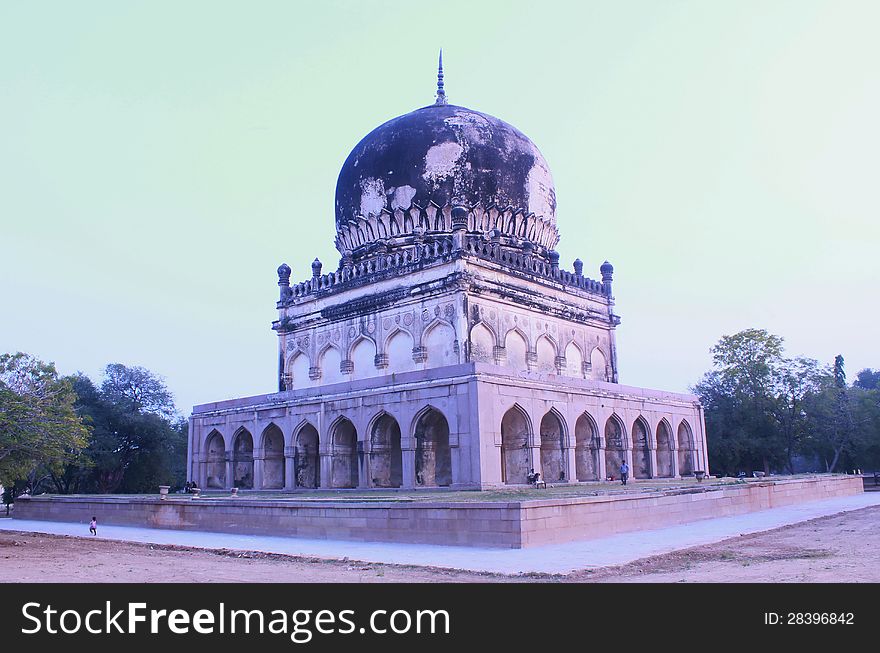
[[253, 452, 264, 490], [671, 444, 681, 478], [319, 453, 332, 489], [401, 449, 416, 489], [357, 441, 369, 489], [225, 456, 234, 490], [648, 447, 658, 480], [565, 444, 578, 484], [597, 444, 607, 481], [284, 447, 296, 490], [198, 453, 208, 490]]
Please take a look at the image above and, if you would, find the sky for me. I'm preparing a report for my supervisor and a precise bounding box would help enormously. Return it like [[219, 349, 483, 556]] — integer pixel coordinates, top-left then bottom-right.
[[1, 0, 878, 416]]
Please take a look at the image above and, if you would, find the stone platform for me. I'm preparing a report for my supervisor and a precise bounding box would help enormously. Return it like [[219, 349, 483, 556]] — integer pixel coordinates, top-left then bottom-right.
[[12, 475, 862, 549]]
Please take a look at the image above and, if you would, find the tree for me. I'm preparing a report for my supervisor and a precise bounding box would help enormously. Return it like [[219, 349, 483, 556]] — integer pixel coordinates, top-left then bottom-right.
[[100, 363, 176, 419], [693, 329, 788, 476], [0, 353, 90, 488], [854, 369, 880, 391]]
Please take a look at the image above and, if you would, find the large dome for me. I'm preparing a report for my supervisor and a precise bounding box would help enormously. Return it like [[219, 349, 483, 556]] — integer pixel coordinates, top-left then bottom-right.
[[334, 102, 557, 256]]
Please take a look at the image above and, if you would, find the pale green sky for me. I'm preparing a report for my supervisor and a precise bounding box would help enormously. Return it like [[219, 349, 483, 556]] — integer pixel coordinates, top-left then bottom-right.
[[2, 0, 878, 413]]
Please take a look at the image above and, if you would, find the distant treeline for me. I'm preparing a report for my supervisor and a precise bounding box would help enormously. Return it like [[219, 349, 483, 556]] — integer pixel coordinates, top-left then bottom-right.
[[693, 329, 880, 476]]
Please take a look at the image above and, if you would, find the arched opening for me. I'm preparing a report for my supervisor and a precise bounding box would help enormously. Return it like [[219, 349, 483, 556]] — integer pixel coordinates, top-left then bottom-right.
[[205, 430, 226, 489], [604, 416, 625, 480], [501, 406, 531, 484], [590, 347, 608, 381], [575, 413, 600, 481], [656, 420, 674, 478], [505, 330, 528, 371], [424, 321, 457, 367], [232, 429, 254, 489], [350, 337, 376, 381], [261, 424, 285, 489], [536, 336, 556, 374], [295, 424, 320, 488], [632, 417, 652, 479], [370, 413, 402, 488], [413, 408, 452, 487], [678, 420, 695, 476], [539, 410, 566, 482], [469, 322, 495, 363], [564, 342, 584, 378], [331, 418, 359, 488]]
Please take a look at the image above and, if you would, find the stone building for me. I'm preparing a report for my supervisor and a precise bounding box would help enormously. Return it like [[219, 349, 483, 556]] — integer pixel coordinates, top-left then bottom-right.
[[187, 57, 708, 491]]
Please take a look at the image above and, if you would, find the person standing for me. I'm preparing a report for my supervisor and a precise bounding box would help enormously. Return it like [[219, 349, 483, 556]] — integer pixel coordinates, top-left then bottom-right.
[[619, 461, 629, 486], [89, 516, 97, 536]]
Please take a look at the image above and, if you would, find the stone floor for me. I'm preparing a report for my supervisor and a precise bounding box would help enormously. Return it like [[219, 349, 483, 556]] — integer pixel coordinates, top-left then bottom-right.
[[4, 492, 878, 575]]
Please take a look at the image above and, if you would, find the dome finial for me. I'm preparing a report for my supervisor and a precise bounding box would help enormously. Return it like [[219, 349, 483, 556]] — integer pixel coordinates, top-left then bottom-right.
[[435, 49, 447, 105]]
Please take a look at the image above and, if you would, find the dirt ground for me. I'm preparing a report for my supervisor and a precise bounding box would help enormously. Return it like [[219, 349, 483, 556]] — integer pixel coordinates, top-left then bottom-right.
[[2, 506, 878, 583]]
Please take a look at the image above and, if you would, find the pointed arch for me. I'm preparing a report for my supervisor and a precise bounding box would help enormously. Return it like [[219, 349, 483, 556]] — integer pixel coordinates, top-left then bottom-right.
[[632, 416, 652, 479], [369, 411, 402, 488], [318, 342, 344, 386], [535, 334, 557, 374], [286, 351, 311, 390], [564, 341, 584, 378], [349, 335, 377, 381], [205, 429, 226, 489], [294, 420, 320, 489], [574, 412, 600, 481], [260, 423, 285, 489], [504, 328, 529, 371], [539, 408, 567, 482], [329, 416, 358, 488], [412, 405, 452, 487], [501, 404, 531, 484], [469, 321, 496, 363], [385, 327, 415, 373], [422, 319, 457, 367], [678, 420, 695, 476], [232, 427, 254, 489], [604, 414, 626, 480], [655, 418, 674, 478], [590, 347, 608, 381]]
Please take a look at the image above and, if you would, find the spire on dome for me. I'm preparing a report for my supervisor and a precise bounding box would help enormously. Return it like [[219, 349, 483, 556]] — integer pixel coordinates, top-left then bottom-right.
[[435, 49, 447, 105]]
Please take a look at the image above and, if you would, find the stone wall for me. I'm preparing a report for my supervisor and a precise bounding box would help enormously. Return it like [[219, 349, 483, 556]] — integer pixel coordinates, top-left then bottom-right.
[[14, 476, 862, 549]]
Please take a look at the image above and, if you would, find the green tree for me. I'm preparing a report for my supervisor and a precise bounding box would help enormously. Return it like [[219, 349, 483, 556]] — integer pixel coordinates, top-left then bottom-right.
[[0, 353, 90, 489], [693, 329, 787, 475]]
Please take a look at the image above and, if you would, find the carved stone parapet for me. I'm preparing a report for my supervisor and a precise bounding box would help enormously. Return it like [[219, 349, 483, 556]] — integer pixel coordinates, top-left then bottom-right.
[[309, 366, 322, 381], [555, 355, 567, 373], [340, 359, 354, 374], [374, 353, 389, 369]]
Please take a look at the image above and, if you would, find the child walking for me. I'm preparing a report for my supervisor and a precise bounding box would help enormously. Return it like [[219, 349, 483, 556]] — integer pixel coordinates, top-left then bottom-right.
[[89, 516, 97, 536]]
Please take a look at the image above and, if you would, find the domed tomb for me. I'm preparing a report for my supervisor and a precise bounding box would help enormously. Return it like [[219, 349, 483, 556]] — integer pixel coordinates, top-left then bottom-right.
[[334, 83, 559, 261]]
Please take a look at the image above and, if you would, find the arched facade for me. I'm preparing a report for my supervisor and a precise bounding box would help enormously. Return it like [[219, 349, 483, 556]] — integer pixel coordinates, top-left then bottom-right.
[[370, 413, 402, 488], [295, 423, 320, 488], [413, 407, 451, 487], [501, 405, 531, 484], [604, 415, 625, 479], [574, 413, 599, 481], [261, 424, 285, 489], [656, 419, 674, 478], [678, 420, 695, 476], [504, 329, 528, 371], [539, 410, 566, 482], [205, 430, 226, 489], [330, 418, 359, 488], [632, 417, 652, 479], [232, 428, 254, 489]]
